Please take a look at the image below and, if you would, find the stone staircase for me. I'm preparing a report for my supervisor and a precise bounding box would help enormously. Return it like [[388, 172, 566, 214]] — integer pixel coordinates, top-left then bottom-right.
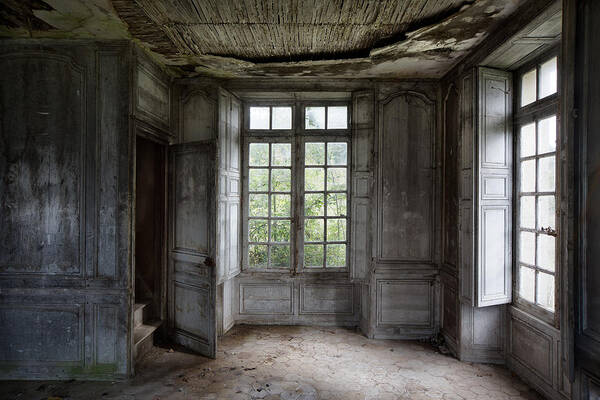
[[133, 301, 161, 359]]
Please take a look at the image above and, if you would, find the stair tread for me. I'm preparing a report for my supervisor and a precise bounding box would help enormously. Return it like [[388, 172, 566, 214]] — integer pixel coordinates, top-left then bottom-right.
[[134, 320, 161, 344], [133, 301, 152, 311]]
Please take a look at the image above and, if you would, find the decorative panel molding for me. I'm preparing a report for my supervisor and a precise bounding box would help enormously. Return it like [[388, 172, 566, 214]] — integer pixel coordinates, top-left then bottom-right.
[[171, 145, 212, 256], [228, 202, 240, 277], [0, 53, 85, 277], [180, 90, 216, 143], [0, 42, 133, 380], [136, 63, 170, 129], [443, 84, 460, 269], [478, 206, 511, 305], [376, 279, 434, 328], [240, 283, 293, 315], [0, 304, 83, 363], [475, 68, 512, 307], [229, 97, 241, 173], [97, 50, 127, 280], [351, 199, 370, 281], [350, 90, 374, 281], [174, 281, 211, 344], [459, 206, 473, 302], [509, 312, 554, 386], [482, 174, 508, 199], [95, 305, 118, 365], [441, 273, 458, 345], [377, 91, 435, 263], [299, 284, 354, 315], [472, 305, 503, 349]]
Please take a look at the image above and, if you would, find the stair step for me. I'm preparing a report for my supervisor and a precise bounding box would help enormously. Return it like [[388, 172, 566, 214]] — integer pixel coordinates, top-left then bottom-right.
[[134, 320, 161, 345], [134, 320, 161, 360], [133, 301, 152, 328]]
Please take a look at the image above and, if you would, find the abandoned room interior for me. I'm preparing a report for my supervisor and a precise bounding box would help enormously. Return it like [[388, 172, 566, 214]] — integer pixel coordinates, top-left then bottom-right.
[[0, 0, 599, 399]]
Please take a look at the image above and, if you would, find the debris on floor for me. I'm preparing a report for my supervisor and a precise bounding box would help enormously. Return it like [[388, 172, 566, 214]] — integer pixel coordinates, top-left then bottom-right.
[[0, 325, 544, 400]]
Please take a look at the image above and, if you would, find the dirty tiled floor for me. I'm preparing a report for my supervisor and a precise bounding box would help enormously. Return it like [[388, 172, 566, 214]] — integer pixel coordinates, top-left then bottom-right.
[[0, 325, 543, 400]]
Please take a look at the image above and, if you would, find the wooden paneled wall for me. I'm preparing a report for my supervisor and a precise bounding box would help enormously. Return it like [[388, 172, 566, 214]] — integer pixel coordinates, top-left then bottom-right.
[[0, 41, 132, 379], [368, 82, 441, 339]]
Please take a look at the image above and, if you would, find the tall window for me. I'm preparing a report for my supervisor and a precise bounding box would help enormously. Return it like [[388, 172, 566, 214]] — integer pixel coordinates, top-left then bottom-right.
[[515, 53, 558, 320], [244, 104, 350, 272]]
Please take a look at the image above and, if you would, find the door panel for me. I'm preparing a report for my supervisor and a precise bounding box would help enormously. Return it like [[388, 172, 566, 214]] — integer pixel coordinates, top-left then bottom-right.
[[168, 142, 216, 358]]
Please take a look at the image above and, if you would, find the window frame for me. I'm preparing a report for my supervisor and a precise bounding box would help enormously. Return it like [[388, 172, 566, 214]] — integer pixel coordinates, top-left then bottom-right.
[[298, 135, 351, 273], [241, 101, 352, 274], [513, 47, 560, 326]]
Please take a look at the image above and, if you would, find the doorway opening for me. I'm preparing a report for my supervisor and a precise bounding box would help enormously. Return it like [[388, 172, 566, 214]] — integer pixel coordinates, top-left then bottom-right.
[[134, 134, 167, 360]]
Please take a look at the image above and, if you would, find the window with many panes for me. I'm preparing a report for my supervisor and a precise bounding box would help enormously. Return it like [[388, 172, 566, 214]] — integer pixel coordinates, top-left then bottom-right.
[[244, 104, 350, 272], [515, 52, 559, 320]]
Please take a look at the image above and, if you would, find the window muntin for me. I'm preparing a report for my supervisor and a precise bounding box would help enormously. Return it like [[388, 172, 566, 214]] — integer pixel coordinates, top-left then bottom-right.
[[520, 56, 558, 108], [516, 115, 557, 312], [302, 141, 349, 268], [244, 103, 350, 272], [305, 106, 349, 130], [515, 53, 559, 319], [249, 106, 293, 130], [247, 142, 293, 269]]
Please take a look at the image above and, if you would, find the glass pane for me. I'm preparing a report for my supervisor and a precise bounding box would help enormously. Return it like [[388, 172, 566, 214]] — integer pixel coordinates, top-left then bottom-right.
[[538, 156, 555, 192], [537, 234, 555, 272], [520, 123, 536, 158], [520, 196, 535, 229], [304, 244, 324, 267], [249, 107, 270, 129], [270, 220, 290, 243], [327, 193, 347, 216], [327, 168, 347, 191], [248, 245, 268, 267], [271, 143, 291, 166], [326, 244, 346, 267], [537, 272, 555, 311], [271, 194, 290, 217], [305, 142, 325, 165], [327, 142, 348, 165], [521, 69, 537, 107], [538, 195, 555, 230], [271, 169, 291, 192], [305, 106, 325, 129], [248, 169, 268, 192], [304, 218, 324, 242], [304, 193, 324, 216], [520, 231, 535, 265], [519, 265, 535, 303], [272, 107, 292, 130], [270, 245, 290, 268], [248, 219, 268, 242], [539, 57, 557, 99], [327, 106, 348, 129], [538, 115, 556, 154], [520, 159, 536, 193], [305, 168, 325, 191], [327, 218, 346, 241], [249, 194, 268, 217], [249, 143, 269, 166]]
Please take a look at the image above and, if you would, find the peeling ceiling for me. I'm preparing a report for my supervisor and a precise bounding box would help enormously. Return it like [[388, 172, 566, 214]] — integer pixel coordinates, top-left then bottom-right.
[[0, 0, 528, 78]]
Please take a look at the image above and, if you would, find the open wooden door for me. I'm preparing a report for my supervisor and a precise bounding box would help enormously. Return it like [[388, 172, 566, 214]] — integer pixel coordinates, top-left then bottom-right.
[[168, 141, 217, 358]]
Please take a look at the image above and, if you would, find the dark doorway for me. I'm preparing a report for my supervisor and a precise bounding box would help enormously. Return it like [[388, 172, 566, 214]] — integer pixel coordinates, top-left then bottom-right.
[[134, 135, 166, 358]]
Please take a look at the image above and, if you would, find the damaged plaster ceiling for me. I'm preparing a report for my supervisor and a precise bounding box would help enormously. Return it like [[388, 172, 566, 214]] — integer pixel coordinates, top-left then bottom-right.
[[0, 0, 527, 78]]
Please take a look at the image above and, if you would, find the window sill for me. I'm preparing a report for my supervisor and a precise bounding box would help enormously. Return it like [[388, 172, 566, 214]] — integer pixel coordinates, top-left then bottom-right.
[[512, 298, 558, 328]]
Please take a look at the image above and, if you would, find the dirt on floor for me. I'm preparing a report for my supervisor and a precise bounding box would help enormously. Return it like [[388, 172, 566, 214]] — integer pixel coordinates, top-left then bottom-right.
[[0, 325, 544, 400]]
